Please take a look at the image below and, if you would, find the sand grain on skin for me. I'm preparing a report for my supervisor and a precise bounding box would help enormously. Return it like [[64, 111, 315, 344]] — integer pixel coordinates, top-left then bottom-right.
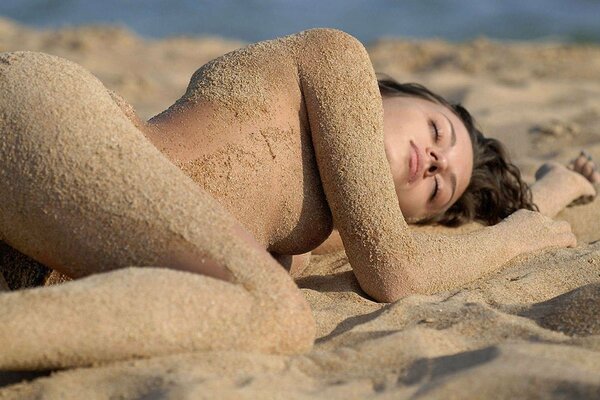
[[0, 50, 314, 369], [1, 19, 600, 399]]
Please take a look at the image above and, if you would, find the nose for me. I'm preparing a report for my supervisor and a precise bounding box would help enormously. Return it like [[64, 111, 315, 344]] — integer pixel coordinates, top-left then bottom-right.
[[424, 149, 448, 177]]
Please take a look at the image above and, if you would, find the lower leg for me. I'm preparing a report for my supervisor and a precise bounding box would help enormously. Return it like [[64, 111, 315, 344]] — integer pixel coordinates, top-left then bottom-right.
[[0, 266, 314, 370]]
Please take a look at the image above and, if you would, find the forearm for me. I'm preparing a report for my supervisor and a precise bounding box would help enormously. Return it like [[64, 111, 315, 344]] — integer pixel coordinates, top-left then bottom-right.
[[297, 29, 419, 301], [294, 30, 565, 302], [409, 225, 516, 295]]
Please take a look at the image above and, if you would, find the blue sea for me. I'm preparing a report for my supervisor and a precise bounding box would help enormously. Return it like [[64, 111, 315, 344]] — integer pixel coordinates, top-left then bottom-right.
[[1, 0, 599, 44]]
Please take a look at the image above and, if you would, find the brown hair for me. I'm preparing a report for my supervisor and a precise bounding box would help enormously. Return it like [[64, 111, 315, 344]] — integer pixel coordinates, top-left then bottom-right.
[[377, 74, 538, 226]]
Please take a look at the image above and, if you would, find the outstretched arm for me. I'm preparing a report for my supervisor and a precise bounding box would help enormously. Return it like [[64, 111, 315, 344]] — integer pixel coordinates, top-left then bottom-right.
[[297, 29, 575, 301]]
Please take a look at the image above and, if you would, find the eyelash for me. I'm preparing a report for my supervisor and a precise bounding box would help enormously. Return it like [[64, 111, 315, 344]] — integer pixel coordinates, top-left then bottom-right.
[[429, 119, 440, 201], [430, 176, 439, 201], [430, 120, 440, 141]]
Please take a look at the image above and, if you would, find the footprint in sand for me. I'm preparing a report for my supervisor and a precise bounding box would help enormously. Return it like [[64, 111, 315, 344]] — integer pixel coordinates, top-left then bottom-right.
[[519, 283, 600, 336]]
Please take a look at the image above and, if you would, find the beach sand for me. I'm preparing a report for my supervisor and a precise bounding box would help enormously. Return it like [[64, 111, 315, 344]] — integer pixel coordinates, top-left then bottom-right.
[[1, 17, 600, 398]]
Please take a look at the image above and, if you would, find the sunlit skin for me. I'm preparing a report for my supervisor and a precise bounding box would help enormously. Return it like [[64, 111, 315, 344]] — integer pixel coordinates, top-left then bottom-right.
[[312, 97, 599, 260], [0, 30, 592, 371], [382, 96, 473, 221]]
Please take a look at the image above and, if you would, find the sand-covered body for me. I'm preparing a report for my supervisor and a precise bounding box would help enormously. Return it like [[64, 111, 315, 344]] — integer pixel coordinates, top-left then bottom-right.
[[0, 42, 322, 369], [1, 18, 600, 398], [0, 25, 410, 369], [145, 34, 332, 254]]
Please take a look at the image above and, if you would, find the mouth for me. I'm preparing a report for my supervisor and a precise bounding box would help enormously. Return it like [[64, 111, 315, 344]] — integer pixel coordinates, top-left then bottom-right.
[[408, 141, 422, 184]]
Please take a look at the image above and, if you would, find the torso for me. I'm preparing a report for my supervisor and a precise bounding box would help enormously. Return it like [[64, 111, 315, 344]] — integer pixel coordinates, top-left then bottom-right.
[[143, 36, 333, 255]]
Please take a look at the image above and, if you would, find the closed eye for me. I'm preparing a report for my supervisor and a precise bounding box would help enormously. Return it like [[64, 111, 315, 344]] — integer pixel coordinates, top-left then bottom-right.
[[429, 120, 441, 142], [430, 176, 439, 201]]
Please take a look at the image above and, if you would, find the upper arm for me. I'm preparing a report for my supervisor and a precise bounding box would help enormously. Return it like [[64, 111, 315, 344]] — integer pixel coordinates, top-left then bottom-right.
[[295, 29, 422, 301]]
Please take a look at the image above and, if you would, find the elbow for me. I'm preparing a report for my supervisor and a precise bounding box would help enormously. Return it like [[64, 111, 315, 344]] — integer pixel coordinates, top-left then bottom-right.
[[354, 257, 432, 303], [350, 246, 430, 303], [366, 287, 415, 304], [358, 275, 419, 303]]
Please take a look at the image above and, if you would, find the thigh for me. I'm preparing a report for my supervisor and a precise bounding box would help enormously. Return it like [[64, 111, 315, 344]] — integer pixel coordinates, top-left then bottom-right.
[[0, 52, 315, 369], [0, 52, 258, 281]]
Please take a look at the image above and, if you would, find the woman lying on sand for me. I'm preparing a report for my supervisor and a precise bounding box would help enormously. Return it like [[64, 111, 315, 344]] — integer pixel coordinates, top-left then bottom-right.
[[0, 29, 598, 369]]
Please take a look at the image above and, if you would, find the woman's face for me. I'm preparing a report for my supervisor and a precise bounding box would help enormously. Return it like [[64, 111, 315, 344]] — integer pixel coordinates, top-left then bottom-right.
[[383, 96, 473, 222]]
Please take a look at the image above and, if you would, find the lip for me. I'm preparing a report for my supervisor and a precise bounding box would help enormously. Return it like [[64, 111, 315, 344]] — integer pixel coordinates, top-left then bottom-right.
[[408, 141, 423, 184]]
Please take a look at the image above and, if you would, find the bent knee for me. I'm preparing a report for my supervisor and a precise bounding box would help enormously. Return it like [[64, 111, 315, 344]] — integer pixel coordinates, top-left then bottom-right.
[[1, 51, 80, 72], [0, 51, 72, 84], [0, 51, 106, 107], [259, 286, 316, 354], [0, 51, 118, 147]]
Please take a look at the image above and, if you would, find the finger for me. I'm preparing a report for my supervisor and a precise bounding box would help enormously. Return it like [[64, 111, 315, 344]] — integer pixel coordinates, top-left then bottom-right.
[[547, 220, 571, 236], [591, 170, 600, 184], [569, 233, 577, 247], [566, 233, 577, 248], [583, 182, 597, 197], [574, 155, 587, 172], [553, 227, 577, 247], [582, 161, 595, 178], [555, 220, 573, 233], [549, 233, 576, 249], [585, 161, 598, 181]]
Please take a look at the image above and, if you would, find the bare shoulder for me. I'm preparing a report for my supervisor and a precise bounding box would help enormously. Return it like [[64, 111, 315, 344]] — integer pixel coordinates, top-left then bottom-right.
[[295, 28, 367, 53], [178, 29, 366, 117], [181, 34, 302, 118]]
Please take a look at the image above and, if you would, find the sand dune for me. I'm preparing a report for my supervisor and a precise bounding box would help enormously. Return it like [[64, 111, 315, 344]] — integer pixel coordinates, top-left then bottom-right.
[[1, 17, 600, 399]]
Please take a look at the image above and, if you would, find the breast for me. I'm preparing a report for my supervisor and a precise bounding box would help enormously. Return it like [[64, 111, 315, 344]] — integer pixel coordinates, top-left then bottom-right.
[[155, 39, 334, 255], [260, 114, 334, 255], [173, 101, 333, 255]]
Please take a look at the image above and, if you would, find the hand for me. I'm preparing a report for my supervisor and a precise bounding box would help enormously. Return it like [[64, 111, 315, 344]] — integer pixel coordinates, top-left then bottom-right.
[[568, 151, 600, 184], [500, 209, 577, 254], [535, 161, 596, 202]]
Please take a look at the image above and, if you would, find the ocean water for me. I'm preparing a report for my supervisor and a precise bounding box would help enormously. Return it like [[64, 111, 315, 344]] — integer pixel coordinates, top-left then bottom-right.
[[1, 0, 599, 44]]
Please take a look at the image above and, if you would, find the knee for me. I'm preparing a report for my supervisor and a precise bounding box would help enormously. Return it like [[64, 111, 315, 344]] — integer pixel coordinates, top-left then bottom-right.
[[0, 51, 110, 128], [302, 28, 363, 47], [1, 52, 60, 105], [0, 51, 59, 84], [260, 286, 316, 354], [0, 51, 100, 100], [1, 51, 75, 73]]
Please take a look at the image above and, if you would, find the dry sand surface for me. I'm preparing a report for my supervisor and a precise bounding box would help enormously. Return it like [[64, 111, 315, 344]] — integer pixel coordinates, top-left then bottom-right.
[[2, 17, 600, 399]]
